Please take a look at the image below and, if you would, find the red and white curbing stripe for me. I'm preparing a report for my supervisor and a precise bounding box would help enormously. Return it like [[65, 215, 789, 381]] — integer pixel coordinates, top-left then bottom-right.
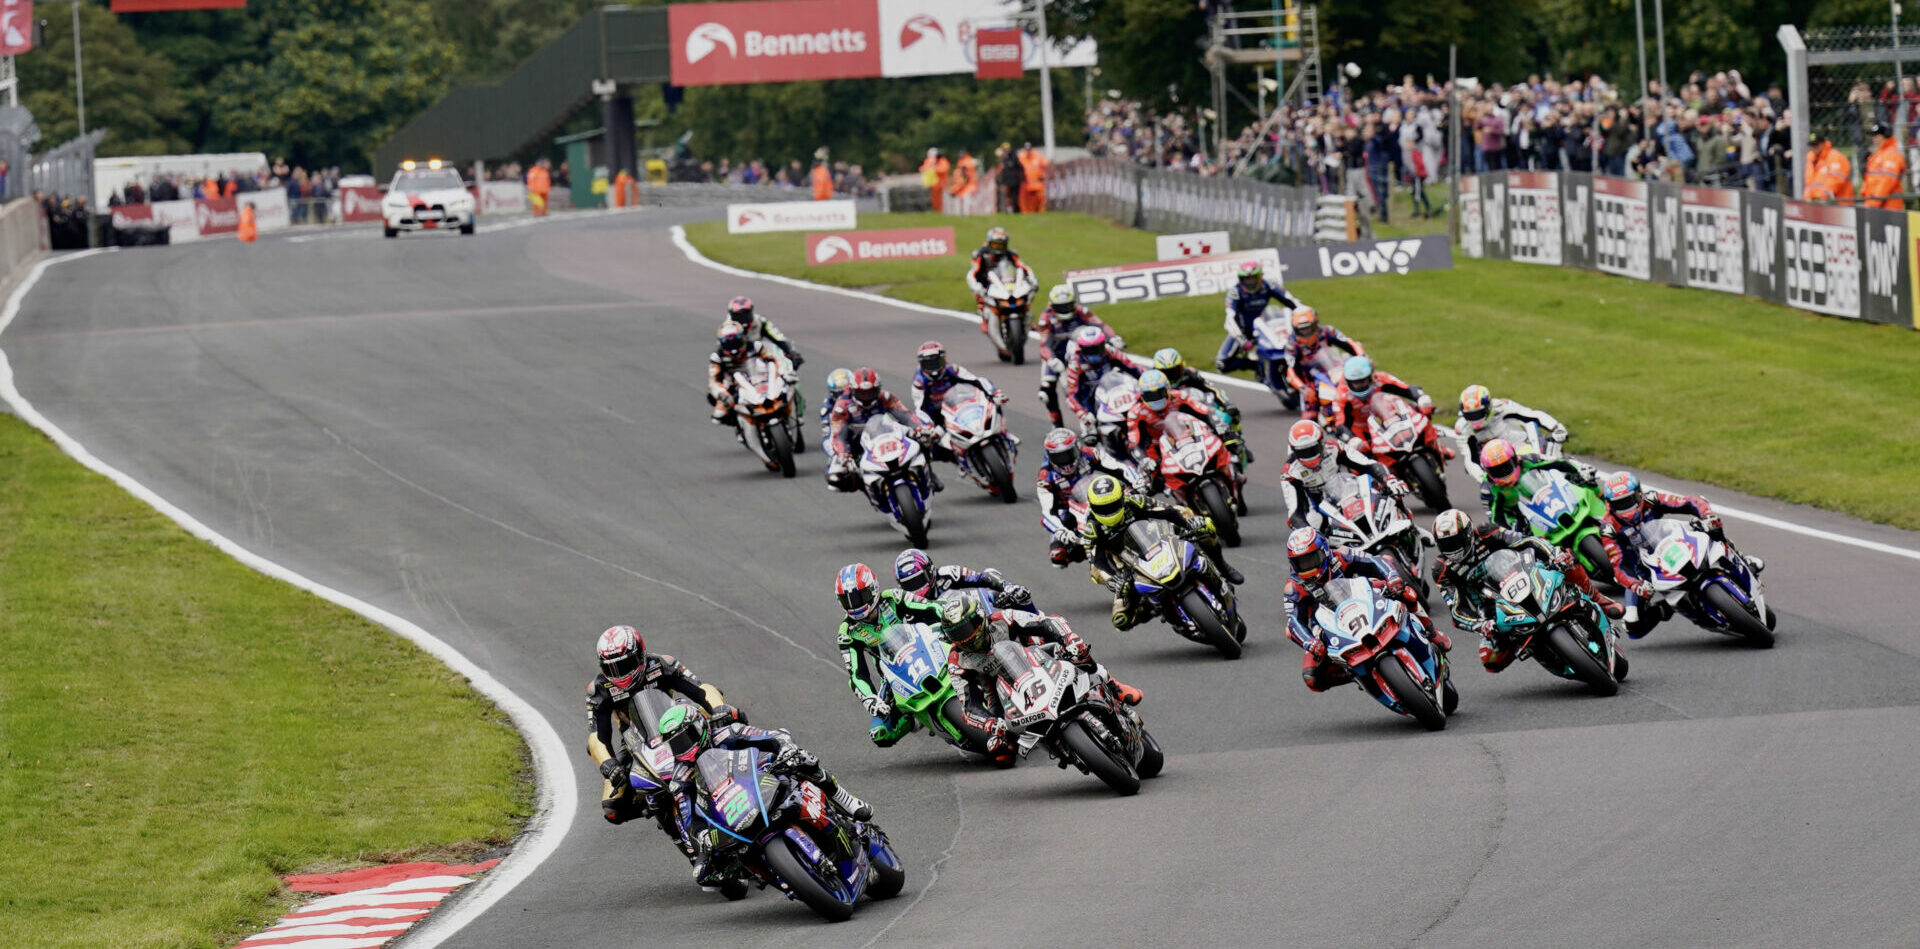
[[236, 861, 499, 949]]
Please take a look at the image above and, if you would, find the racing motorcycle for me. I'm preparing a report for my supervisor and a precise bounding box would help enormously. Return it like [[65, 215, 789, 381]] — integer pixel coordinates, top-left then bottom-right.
[[1467, 416, 1562, 468], [1114, 517, 1248, 659], [622, 690, 706, 861], [1250, 308, 1346, 411], [1360, 390, 1449, 510], [688, 744, 905, 920], [1154, 413, 1245, 547], [1309, 577, 1456, 730], [1476, 548, 1625, 694], [934, 386, 1019, 504], [1512, 468, 1614, 585], [1311, 472, 1426, 601], [874, 620, 1008, 763], [982, 261, 1033, 365], [731, 360, 806, 478], [991, 639, 1164, 795], [1621, 518, 1775, 648], [856, 415, 937, 547], [1088, 371, 1140, 459]]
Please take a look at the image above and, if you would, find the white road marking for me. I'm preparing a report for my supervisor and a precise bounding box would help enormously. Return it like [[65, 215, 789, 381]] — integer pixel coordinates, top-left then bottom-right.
[[0, 250, 578, 949], [669, 224, 1920, 563]]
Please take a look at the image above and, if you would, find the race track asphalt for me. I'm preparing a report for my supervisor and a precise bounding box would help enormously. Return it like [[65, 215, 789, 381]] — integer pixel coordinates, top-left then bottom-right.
[[8, 209, 1920, 949]]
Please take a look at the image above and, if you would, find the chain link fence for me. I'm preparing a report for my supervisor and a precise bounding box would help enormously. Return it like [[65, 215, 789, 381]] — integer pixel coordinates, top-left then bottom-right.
[[1792, 26, 1920, 192]]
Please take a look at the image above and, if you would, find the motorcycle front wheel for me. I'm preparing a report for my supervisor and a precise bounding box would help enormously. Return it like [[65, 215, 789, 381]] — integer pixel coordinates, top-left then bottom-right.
[[1179, 589, 1242, 660], [1702, 583, 1775, 649], [766, 424, 797, 478], [1377, 654, 1446, 730], [865, 827, 907, 900], [980, 444, 1018, 504], [892, 481, 929, 548], [763, 835, 856, 922], [1061, 719, 1141, 796], [1137, 727, 1165, 779], [1545, 624, 1619, 696], [1408, 454, 1448, 510], [1007, 315, 1027, 365]]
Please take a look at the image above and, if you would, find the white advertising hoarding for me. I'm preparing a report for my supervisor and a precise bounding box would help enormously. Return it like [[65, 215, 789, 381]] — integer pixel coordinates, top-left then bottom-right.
[[727, 199, 858, 234], [1155, 230, 1231, 260], [1064, 249, 1281, 305], [876, 0, 1096, 78]]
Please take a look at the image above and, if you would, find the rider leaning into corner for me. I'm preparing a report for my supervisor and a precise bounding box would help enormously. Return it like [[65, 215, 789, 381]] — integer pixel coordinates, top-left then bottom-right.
[[965, 226, 1038, 334], [1125, 369, 1244, 505], [938, 593, 1142, 759], [1035, 427, 1149, 567], [1282, 419, 1408, 530], [1035, 285, 1115, 425], [826, 367, 942, 492], [585, 625, 723, 835], [1284, 527, 1445, 692], [1059, 325, 1143, 431], [909, 340, 1007, 435], [1151, 347, 1251, 464], [1595, 471, 1764, 635], [893, 547, 1031, 607], [1427, 509, 1624, 672], [707, 321, 796, 437], [834, 563, 950, 747], [1074, 474, 1245, 630], [1324, 356, 1438, 449]]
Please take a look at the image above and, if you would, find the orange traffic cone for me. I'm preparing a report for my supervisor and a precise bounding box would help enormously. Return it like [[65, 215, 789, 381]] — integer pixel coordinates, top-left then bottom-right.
[[238, 203, 258, 243]]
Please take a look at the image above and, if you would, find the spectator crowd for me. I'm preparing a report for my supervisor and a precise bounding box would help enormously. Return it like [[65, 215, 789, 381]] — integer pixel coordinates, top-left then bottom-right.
[[109, 159, 351, 224]]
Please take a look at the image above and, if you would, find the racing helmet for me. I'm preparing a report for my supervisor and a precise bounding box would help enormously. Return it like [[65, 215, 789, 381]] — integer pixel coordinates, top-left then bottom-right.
[[1072, 325, 1110, 368], [826, 367, 854, 398], [850, 367, 882, 404], [1048, 284, 1078, 314], [1236, 260, 1264, 290], [655, 704, 709, 762], [1043, 428, 1080, 471], [894, 548, 934, 597], [941, 595, 990, 653], [1343, 356, 1375, 397], [1139, 370, 1171, 411], [1458, 384, 1493, 430], [1152, 348, 1187, 373], [985, 226, 1010, 255], [596, 625, 645, 690], [1433, 509, 1476, 563], [716, 320, 748, 360], [1087, 474, 1127, 528], [1601, 471, 1645, 525], [836, 563, 879, 620], [1479, 438, 1520, 487], [1290, 306, 1322, 342], [916, 341, 948, 376], [1286, 419, 1330, 488], [726, 295, 756, 328], [1287, 527, 1330, 583]]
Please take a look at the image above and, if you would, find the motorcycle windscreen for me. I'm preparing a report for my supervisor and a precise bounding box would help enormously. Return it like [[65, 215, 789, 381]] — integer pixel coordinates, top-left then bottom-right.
[[878, 624, 942, 700], [1124, 518, 1177, 556], [1516, 470, 1581, 535]]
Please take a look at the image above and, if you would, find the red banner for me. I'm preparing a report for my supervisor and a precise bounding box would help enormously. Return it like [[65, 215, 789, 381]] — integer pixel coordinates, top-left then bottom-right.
[[111, 0, 247, 11], [974, 27, 1022, 79], [669, 0, 881, 86], [806, 227, 955, 265], [339, 186, 384, 223], [0, 2, 32, 56], [194, 196, 240, 237]]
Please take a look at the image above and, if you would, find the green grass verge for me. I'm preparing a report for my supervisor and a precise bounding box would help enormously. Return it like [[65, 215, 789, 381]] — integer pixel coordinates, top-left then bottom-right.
[[685, 211, 1920, 530], [0, 414, 531, 949]]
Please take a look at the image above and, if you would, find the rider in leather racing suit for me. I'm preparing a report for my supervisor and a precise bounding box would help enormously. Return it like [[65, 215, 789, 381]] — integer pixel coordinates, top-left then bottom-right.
[[938, 594, 1141, 759], [726, 295, 802, 365], [1215, 260, 1307, 374], [1595, 472, 1764, 634], [910, 340, 1006, 436], [827, 367, 941, 492], [1035, 428, 1148, 567], [1151, 347, 1250, 465], [1059, 326, 1143, 431], [834, 563, 949, 746], [1279, 307, 1367, 421], [1477, 438, 1604, 534], [820, 367, 852, 453], [708, 321, 795, 433], [1325, 356, 1436, 447], [1076, 475, 1245, 630], [1036, 286, 1116, 425], [894, 547, 1032, 608], [1285, 527, 1444, 691], [1427, 509, 1623, 672], [966, 226, 1038, 338], [1125, 370, 1242, 501], [657, 706, 868, 888], [1282, 420, 1407, 530], [1453, 384, 1567, 464], [586, 625, 724, 858]]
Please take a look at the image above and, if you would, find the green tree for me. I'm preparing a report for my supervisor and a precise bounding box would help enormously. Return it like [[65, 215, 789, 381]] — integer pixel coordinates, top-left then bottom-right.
[[1051, 0, 1209, 110], [19, 3, 189, 156]]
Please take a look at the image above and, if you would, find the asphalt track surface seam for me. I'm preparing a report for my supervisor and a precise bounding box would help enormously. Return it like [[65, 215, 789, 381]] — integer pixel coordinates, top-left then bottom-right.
[[668, 223, 1920, 566], [0, 250, 579, 949]]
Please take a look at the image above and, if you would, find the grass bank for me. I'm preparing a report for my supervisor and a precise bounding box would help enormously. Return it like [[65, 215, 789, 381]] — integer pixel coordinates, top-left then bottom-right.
[[0, 414, 530, 948], [684, 211, 1920, 529]]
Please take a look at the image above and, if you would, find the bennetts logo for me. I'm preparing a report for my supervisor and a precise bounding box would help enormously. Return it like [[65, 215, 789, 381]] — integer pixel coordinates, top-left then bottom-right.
[[686, 23, 738, 63], [687, 20, 868, 62]]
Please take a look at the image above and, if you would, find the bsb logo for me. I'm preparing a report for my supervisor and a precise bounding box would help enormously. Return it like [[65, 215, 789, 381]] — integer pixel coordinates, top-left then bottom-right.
[[899, 14, 942, 50], [686, 22, 737, 63]]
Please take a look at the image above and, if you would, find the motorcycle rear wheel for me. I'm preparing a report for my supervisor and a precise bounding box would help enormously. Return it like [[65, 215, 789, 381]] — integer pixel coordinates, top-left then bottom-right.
[[767, 424, 797, 478], [1197, 481, 1240, 547], [1408, 454, 1448, 510], [892, 481, 929, 548], [1179, 589, 1242, 660], [943, 696, 1014, 767], [981, 444, 1019, 504], [1545, 625, 1619, 696], [1702, 583, 1775, 649], [1577, 534, 1615, 588], [1377, 655, 1446, 730], [763, 835, 856, 922], [1062, 719, 1140, 796]]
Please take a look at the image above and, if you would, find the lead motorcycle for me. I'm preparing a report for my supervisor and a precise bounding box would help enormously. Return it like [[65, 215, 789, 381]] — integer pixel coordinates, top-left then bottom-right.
[[854, 415, 937, 547], [689, 744, 905, 921], [981, 261, 1033, 365], [1621, 518, 1775, 648], [730, 360, 805, 478], [1250, 308, 1346, 411], [1111, 516, 1248, 659], [1476, 548, 1625, 694], [1154, 413, 1245, 547], [992, 639, 1164, 795], [1309, 577, 1456, 730], [934, 386, 1019, 503]]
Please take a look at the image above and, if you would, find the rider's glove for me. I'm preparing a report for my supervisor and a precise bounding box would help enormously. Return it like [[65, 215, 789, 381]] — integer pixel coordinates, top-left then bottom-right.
[[1184, 513, 1211, 534], [1382, 578, 1408, 600], [1551, 424, 1569, 444], [599, 756, 629, 784], [1417, 392, 1434, 413], [980, 567, 1006, 587], [1631, 581, 1654, 599], [1051, 528, 1077, 547], [1001, 582, 1030, 605], [789, 351, 806, 368], [1700, 514, 1724, 534], [1473, 619, 1496, 637], [1549, 547, 1575, 569], [1387, 478, 1410, 497], [991, 390, 1009, 405], [1106, 573, 1131, 597], [860, 693, 891, 716]]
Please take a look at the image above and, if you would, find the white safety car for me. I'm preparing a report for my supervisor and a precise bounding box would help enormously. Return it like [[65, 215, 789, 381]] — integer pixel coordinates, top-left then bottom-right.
[[383, 160, 475, 237]]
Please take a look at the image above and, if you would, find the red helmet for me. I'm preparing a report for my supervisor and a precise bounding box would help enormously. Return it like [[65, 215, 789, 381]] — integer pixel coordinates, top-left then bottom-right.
[[1043, 427, 1080, 470], [596, 625, 645, 689], [836, 563, 878, 620], [1601, 471, 1644, 525], [726, 296, 755, 324], [1480, 438, 1520, 487], [1287, 527, 1330, 583], [916, 341, 948, 376], [1290, 306, 1321, 341], [1286, 420, 1329, 486], [850, 367, 881, 404]]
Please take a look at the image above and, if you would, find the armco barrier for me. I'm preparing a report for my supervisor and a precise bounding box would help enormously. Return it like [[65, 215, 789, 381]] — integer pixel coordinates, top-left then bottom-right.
[[0, 198, 46, 281], [1048, 158, 1322, 250], [1459, 170, 1919, 331]]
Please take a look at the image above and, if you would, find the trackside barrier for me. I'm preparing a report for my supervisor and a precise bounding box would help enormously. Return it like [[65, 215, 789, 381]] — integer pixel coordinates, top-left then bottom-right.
[[1460, 170, 1919, 331], [1047, 158, 1323, 250], [0, 199, 46, 279]]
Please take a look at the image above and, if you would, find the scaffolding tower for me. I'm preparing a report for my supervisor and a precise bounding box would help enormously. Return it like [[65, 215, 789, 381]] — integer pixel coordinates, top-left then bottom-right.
[[1205, 3, 1319, 161]]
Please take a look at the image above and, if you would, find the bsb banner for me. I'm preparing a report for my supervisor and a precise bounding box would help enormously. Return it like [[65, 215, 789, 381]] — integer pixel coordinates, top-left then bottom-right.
[[1680, 186, 1744, 295], [1781, 199, 1861, 319], [1505, 171, 1561, 266], [1592, 176, 1650, 281], [1064, 249, 1280, 305]]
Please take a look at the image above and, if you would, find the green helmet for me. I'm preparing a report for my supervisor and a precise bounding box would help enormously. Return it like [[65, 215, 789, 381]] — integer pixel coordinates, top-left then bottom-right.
[[656, 704, 709, 760], [940, 594, 989, 652]]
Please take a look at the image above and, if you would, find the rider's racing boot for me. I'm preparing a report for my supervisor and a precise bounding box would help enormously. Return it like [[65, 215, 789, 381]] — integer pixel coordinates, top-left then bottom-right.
[[1744, 555, 1765, 574], [1595, 591, 1626, 619], [1217, 561, 1246, 585], [1109, 679, 1144, 706], [827, 785, 873, 822]]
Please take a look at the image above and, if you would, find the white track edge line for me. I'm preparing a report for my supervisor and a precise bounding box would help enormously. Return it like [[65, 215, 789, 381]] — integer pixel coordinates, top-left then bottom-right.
[[668, 224, 1920, 564], [0, 249, 578, 948]]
